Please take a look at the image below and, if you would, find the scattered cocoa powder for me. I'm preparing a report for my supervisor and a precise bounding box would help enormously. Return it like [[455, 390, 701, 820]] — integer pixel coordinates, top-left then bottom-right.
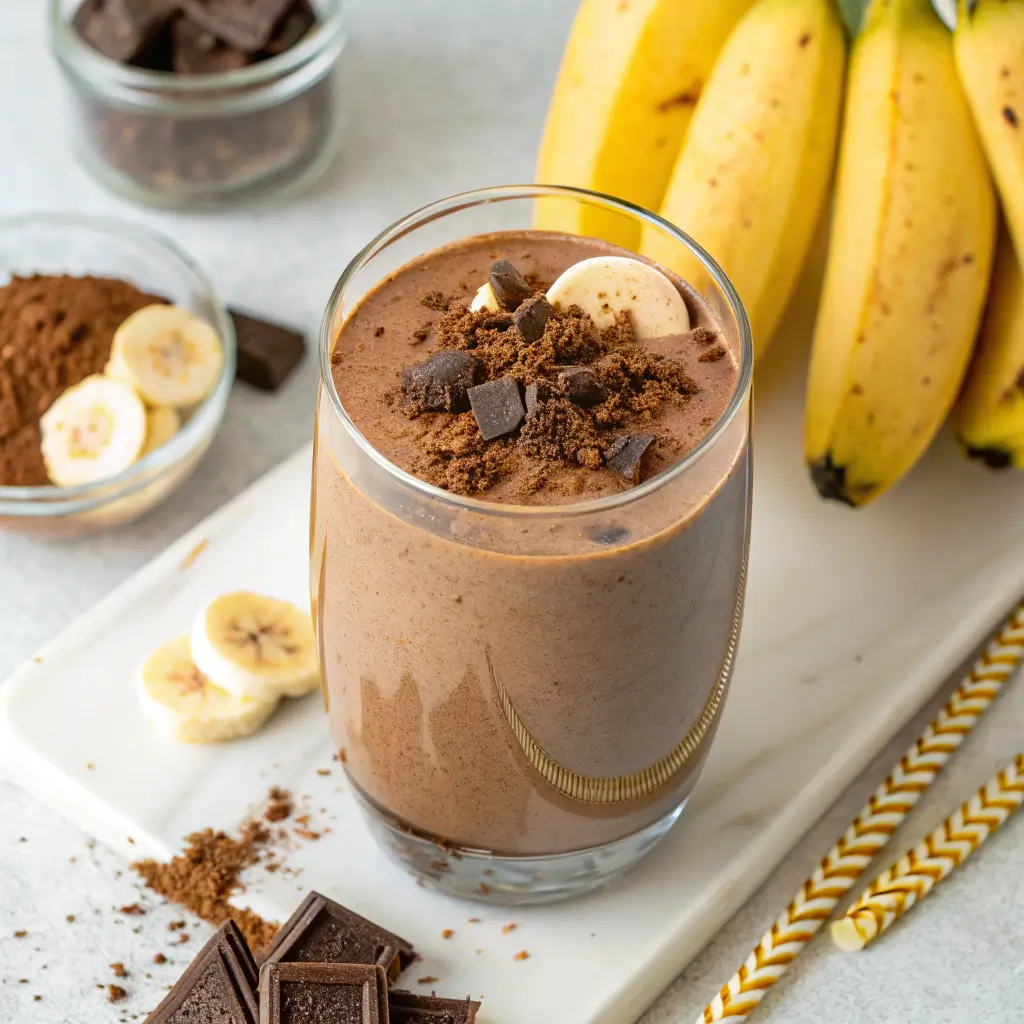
[[0, 274, 164, 485], [421, 290, 452, 312], [107, 984, 127, 1003], [152, 953, 167, 965], [110, 962, 128, 978], [119, 904, 145, 916], [264, 787, 294, 823], [133, 820, 279, 955]]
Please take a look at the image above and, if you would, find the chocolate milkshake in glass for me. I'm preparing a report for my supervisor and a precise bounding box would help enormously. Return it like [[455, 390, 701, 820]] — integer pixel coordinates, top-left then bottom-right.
[[311, 186, 753, 904]]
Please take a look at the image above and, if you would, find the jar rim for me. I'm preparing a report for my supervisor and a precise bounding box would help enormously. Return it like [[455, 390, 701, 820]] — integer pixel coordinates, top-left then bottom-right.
[[318, 184, 754, 522], [48, 0, 345, 99]]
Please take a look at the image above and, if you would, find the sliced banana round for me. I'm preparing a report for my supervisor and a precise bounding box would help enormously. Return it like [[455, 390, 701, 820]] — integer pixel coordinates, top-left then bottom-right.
[[137, 636, 278, 744], [141, 405, 182, 457], [546, 256, 691, 338], [191, 591, 319, 702], [108, 304, 224, 408], [40, 374, 148, 487], [469, 282, 500, 313]]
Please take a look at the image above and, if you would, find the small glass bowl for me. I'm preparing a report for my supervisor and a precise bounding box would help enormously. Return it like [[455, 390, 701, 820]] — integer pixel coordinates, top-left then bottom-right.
[[48, 0, 346, 209], [0, 214, 236, 538]]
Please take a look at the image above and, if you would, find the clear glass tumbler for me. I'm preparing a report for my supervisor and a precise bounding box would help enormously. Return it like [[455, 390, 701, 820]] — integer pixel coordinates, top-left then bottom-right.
[[311, 185, 753, 904]]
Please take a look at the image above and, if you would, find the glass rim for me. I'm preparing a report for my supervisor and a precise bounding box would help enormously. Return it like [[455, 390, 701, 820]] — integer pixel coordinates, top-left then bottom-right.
[[318, 184, 754, 521], [48, 0, 345, 99], [0, 211, 236, 514]]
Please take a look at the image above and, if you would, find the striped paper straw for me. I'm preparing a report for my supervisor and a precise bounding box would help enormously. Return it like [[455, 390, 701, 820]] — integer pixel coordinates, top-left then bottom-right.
[[696, 600, 1024, 1024], [831, 753, 1024, 952]]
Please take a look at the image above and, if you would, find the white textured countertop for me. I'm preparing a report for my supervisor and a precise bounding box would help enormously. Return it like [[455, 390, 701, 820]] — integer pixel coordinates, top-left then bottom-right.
[[0, 2, 1021, 1021]]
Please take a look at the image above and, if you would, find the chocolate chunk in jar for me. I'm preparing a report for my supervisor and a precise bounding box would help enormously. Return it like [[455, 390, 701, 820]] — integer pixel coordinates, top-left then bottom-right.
[[605, 434, 655, 483], [172, 16, 253, 75], [558, 365, 606, 407], [262, 0, 317, 55], [512, 295, 555, 344], [180, 0, 296, 53], [231, 309, 307, 391], [488, 260, 533, 312], [403, 351, 479, 414], [73, 0, 178, 64], [468, 377, 525, 441]]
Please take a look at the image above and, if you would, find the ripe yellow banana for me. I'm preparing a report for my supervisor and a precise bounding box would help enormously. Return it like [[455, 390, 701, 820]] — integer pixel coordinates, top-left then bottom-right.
[[804, 0, 996, 506], [641, 0, 845, 358], [955, 0, 1024, 257], [535, 0, 755, 249], [950, 228, 1024, 468]]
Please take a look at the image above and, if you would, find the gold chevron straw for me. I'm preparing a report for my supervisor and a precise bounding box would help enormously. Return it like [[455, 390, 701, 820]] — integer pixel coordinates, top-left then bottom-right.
[[696, 600, 1024, 1024], [831, 753, 1024, 952]]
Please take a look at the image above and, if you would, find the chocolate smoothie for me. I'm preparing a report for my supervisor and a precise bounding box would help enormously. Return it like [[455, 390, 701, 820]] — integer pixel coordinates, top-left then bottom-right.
[[312, 230, 750, 859]]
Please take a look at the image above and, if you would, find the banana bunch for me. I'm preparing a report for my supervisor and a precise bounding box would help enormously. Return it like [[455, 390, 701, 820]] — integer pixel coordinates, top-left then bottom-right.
[[40, 304, 223, 487], [137, 591, 319, 744], [805, 0, 995, 505]]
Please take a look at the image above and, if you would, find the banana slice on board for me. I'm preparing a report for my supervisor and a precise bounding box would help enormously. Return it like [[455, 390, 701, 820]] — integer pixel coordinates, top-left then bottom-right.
[[137, 636, 278, 744], [107, 304, 224, 408], [546, 256, 690, 338], [40, 374, 148, 487], [142, 405, 182, 457], [191, 591, 319, 702]]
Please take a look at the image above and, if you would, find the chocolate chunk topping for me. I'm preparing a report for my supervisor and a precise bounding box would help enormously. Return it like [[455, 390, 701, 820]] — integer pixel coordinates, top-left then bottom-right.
[[74, 0, 178, 64], [488, 260, 533, 312], [259, 962, 388, 1024], [145, 921, 258, 1023], [259, 891, 414, 983], [513, 296, 555, 344], [230, 309, 307, 391], [403, 351, 479, 414], [389, 991, 481, 1023], [468, 378, 525, 440], [524, 382, 540, 421], [605, 434, 654, 483], [179, 0, 295, 52], [172, 16, 253, 74], [558, 366, 606, 407]]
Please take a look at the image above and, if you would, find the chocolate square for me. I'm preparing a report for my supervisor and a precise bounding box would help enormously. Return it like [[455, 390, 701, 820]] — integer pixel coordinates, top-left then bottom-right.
[[259, 891, 414, 983], [402, 351, 479, 414], [488, 260, 533, 312], [512, 296, 555, 344], [180, 0, 296, 52], [259, 962, 389, 1024], [172, 16, 253, 75], [144, 921, 258, 1023], [389, 991, 482, 1023], [558, 366, 605, 407], [262, 0, 316, 55], [74, 0, 179, 64], [468, 377, 525, 441], [605, 433, 654, 483], [230, 308, 307, 391]]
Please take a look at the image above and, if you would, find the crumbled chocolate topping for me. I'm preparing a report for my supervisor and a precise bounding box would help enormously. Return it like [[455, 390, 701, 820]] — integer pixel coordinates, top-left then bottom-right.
[[519, 397, 602, 469]]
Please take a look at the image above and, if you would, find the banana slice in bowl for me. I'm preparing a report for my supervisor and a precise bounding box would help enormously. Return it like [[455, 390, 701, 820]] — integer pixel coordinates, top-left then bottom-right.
[[137, 636, 278, 744], [40, 374, 149, 487], [107, 304, 224, 408], [191, 591, 320, 702], [141, 405, 182, 456]]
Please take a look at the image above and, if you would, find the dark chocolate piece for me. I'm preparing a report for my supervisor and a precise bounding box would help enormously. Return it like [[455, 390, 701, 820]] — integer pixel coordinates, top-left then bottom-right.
[[259, 891, 414, 983], [605, 434, 654, 483], [144, 921, 257, 1023], [468, 378, 525, 441], [173, 16, 253, 75], [74, 0, 178, 64], [513, 296, 555, 344], [180, 0, 295, 52], [524, 382, 539, 421], [389, 990, 481, 1023], [488, 260, 533, 312], [260, 962, 388, 1024], [230, 308, 307, 391], [402, 351, 479, 414], [558, 366, 606, 407], [263, 0, 316, 55]]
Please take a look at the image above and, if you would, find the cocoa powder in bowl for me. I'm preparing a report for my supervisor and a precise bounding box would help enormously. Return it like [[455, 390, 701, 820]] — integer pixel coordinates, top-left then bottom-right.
[[0, 274, 164, 486]]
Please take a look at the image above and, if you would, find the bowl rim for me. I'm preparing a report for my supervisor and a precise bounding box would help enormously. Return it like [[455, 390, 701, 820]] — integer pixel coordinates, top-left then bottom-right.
[[0, 212, 236, 514]]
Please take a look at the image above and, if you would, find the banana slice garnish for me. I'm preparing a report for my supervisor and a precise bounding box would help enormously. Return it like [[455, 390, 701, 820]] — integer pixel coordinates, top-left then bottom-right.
[[190, 591, 319, 702], [546, 256, 691, 338], [39, 374, 148, 487], [107, 304, 224, 408], [141, 405, 181, 457], [469, 282, 501, 312], [137, 636, 278, 744]]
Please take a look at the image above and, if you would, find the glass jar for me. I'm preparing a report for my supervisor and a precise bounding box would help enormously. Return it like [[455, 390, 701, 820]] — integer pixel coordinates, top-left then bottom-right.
[[49, 0, 346, 209], [312, 185, 754, 904]]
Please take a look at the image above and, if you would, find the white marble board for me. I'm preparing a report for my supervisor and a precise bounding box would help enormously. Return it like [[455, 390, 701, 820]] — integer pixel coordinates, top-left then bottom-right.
[[3, 320, 1024, 1024]]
